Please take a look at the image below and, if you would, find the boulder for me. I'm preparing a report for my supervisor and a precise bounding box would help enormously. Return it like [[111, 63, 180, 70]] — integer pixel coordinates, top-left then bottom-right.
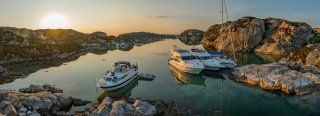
[[42, 93, 59, 106], [0, 101, 18, 116], [42, 84, 63, 93], [91, 97, 112, 116], [73, 98, 91, 106], [29, 84, 45, 93], [41, 97, 53, 109], [306, 47, 320, 67], [17, 106, 27, 116], [54, 93, 73, 109], [133, 100, 156, 116], [0, 65, 6, 73], [109, 100, 129, 116], [23, 96, 46, 110]]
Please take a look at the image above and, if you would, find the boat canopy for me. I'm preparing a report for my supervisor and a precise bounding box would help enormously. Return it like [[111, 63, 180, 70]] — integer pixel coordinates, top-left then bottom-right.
[[178, 52, 194, 57], [208, 51, 224, 55]]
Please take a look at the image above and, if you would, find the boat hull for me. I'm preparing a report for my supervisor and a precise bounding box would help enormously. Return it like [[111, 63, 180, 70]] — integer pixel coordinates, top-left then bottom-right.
[[205, 65, 221, 70], [221, 63, 236, 69], [168, 60, 204, 74], [99, 72, 138, 91]]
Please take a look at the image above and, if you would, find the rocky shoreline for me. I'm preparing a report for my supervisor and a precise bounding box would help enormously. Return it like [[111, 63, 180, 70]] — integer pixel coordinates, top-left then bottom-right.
[[229, 61, 320, 96], [0, 84, 182, 116], [77, 97, 183, 116], [0, 84, 91, 116]]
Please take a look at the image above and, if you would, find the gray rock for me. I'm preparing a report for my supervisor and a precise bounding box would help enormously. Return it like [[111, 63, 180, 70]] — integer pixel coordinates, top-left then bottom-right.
[[54, 93, 73, 109], [41, 97, 53, 109], [56, 111, 69, 116], [301, 65, 320, 74], [42, 84, 63, 93], [42, 93, 59, 106], [109, 100, 128, 116], [23, 96, 46, 110], [30, 112, 41, 116], [0, 101, 18, 116], [18, 106, 27, 112], [306, 48, 320, 67], [133, 100, 156, 116], [0, 65, 6, 73], [91, 97, 112, 116], [73, 98, 91, 106], [29, 84, 45, 93], [26, 110, 33, 115]]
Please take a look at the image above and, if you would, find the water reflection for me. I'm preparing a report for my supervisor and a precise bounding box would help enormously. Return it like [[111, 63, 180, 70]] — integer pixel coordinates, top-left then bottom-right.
[[97, 78, 139, 101], [169, 65, 206, 86], [223, 52, 282, 66], [169, 65, 226, 87]]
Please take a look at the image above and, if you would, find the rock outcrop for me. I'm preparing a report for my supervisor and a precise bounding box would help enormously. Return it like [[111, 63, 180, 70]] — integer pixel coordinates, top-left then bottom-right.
[[0, 84, 91, 116], [202, 17, 314, 55], [179, 29, 204, 45], [203, 17, 265, 52], [0, 101, 17, 116], [82, 97, 182, 116], [306, 46, 320, 67], [90, 97, 156, 116], [282, 43, 320, 68], [230, 63, 320, 95]]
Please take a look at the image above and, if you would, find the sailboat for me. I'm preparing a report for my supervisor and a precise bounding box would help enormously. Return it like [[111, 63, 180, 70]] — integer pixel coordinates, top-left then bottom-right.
[[207, 0, 237, 69]]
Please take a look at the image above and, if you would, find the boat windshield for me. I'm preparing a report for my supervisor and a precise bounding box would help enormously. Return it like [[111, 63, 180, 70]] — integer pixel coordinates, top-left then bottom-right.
[[182, 56, 197, 60], [105, 77, 112, 81], [201, 56, 213, 60]]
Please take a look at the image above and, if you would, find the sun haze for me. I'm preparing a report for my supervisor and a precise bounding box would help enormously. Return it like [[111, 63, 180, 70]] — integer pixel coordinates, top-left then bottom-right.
[[0, 0, 319, 35], [40, 14, 70, 29]]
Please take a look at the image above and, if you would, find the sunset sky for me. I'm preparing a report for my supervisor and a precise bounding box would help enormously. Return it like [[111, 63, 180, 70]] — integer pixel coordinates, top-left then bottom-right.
[[0, 0, 319, 35]]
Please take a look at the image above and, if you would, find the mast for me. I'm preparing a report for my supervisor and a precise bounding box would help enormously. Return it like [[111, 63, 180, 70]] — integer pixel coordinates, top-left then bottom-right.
[[221, 0, 224, 25]]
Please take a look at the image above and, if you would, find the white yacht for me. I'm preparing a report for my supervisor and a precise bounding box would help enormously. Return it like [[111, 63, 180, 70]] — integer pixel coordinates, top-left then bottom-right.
[[189, 48, 225, 70], [97, 61, 138, 91], [168, 47, 205, 74]]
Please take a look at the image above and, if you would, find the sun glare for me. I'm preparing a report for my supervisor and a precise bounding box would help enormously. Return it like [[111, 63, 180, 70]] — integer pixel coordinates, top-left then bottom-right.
[[40, 14, 70, 29]]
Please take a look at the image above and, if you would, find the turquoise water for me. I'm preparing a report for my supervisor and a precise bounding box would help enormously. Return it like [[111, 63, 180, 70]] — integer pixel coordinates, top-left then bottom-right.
[[1, 39, 319, 116]]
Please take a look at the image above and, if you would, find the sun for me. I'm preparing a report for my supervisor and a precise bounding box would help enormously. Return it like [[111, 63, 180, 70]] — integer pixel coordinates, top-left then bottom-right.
[[40, 14, 70, 29]]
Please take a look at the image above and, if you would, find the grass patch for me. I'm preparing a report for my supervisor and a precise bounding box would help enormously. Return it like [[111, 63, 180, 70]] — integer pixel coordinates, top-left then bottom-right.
[[309, 37, 320, 43], [289, 46, 314, 62], [316, 62, 320, 68]]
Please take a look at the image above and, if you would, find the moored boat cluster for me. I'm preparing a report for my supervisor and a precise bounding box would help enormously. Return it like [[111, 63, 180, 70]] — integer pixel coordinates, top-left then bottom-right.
[[168, 46, 236, 74]]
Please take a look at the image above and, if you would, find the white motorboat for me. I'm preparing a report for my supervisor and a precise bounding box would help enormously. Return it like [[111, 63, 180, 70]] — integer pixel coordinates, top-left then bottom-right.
[[168, 47, 205, 74], [97, 61, 138, 91], [189, 48, 225, 70]]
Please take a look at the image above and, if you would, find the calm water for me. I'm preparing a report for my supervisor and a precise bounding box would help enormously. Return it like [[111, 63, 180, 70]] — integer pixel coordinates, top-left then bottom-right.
[[1, 39, 319, 116]]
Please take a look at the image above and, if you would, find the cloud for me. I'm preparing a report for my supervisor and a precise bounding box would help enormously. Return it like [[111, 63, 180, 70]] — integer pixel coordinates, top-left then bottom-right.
[[146, 15, 168, 19]]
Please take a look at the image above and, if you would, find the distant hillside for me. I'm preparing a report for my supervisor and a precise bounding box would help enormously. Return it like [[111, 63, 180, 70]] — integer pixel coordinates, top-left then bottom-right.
[[0, 27, 176, 64], [178, 29, 204, 45], [0, 27, 110, 64], [117, 32, 176, 42]]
